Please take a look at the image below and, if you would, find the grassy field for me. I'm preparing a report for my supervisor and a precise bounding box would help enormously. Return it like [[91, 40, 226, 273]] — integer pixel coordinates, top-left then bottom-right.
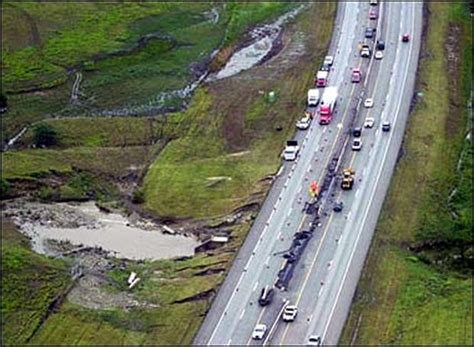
[[29, 247, 235, 345], [340, 3, 472, 345], [143, 3, 336, 219], [1, 2, 298, 142], [1, 221, 71, 345]]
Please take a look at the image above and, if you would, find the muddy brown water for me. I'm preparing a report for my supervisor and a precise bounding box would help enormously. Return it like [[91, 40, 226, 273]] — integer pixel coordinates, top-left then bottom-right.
[[8, 201, 199, 260]]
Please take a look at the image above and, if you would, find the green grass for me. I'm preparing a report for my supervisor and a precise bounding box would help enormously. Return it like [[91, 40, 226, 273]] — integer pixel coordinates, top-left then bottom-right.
[[143, 3, 336, 219], [3, 145, 159, 181], [1, 3, 221, 140], [340, 3, 472, 345], [1, 221, 71, 345], [30, 252, 232, 345], [17, 117, 176, 149], [223, 2, 299, 45], [1, 2, 298, 141], [386, 257, 472, 345]]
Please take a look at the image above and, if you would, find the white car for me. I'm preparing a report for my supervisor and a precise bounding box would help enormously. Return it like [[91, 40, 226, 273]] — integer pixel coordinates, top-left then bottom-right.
[[284, 146, 299, 161], [252, 324, 267, 340], [364, 117, 375, 128], [375, 50, 384, 60], [364, 98, 374, 108], [307, 335, 322, 346], [323, 55, 334, 66], [282, 305, 298, 322], [360, 47, 371, 58], [296, 115, 312, 130], [352, 138, 362, 151]]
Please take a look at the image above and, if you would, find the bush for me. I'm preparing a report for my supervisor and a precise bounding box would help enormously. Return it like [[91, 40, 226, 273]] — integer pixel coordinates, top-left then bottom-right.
[[33, 123, 59, 147], [38, 186, 57, 201], [132, 189, 145, 204], [1, 179, 11, 199], [0, 93, 7, 111]]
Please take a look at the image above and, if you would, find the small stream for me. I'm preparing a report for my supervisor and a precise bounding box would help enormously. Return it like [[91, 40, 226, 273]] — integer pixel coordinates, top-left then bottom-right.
[[6, 201, 198, 261], [207, 4, 306, 82], [67, 4, 306, 118]]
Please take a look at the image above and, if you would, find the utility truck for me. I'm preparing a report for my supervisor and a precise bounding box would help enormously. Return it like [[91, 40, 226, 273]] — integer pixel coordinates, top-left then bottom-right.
[[319, 87, 338, 125]]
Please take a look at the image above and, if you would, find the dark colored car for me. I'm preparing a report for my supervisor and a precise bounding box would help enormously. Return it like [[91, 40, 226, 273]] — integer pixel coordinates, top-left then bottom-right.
[[333, 202, 344, 212], [377, 40, 385, 50], [365, 27, 376, 39], [258, 286, 274, 306], [402, 33, 410, 42], [353, 127, 362, 137], [382, 121, 391, 132]]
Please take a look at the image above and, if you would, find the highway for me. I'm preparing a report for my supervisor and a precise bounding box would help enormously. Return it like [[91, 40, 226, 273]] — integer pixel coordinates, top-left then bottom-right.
[[194, 1, 422, 345]]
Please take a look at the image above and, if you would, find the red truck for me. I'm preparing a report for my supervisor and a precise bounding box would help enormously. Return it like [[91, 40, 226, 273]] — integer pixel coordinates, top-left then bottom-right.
[[319, 87, 338, 125]]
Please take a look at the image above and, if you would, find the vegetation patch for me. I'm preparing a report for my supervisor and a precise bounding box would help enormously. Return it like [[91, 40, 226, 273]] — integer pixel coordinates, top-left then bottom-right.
[[143, 3, 336, 219], [1, 221, 71, 345]]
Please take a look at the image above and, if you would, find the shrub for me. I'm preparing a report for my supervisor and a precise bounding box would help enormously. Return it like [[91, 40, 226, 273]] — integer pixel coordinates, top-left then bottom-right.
[[33, 123, 59, 147]]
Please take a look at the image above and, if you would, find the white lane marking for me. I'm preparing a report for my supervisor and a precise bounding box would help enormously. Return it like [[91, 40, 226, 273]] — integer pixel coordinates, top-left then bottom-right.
[[297, 185, 302, 194], [269, 209, 275, 221], [277, 231, 282, 239], [236, 272, 245, 288], [228, 338, 232, 345], [239, 309, 246, 320], [318, 287, 324, 297], [287, 207, 293, 217], [321, 2, 417, 341], [244, 254, 254, 270], [253, 281, 259, 292], [265, 256, 270, 266], [355, 189, 360, 197], [322, 127, 327, 133]]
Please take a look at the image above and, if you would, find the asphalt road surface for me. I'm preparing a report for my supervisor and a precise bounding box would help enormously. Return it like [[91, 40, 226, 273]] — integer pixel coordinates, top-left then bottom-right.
[[194, 1, 422, 345]]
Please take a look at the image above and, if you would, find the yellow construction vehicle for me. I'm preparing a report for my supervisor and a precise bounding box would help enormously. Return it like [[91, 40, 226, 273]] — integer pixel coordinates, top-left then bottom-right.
[[341, 168, 355, 190]]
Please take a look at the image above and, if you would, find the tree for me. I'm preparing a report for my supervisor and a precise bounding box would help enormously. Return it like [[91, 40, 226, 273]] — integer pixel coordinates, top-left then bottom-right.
[[33, 123, 59, 147]]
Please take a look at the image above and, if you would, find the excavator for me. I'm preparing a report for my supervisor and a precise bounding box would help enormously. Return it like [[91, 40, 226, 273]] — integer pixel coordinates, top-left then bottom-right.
[[341, 168, 355, 190]]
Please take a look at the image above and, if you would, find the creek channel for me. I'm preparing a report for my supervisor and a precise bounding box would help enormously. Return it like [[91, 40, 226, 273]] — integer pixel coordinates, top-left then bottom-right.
[[5, 200, 198, 261]]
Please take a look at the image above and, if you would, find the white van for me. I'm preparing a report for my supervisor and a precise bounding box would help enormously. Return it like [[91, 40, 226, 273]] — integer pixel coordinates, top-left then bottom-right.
[[307, 89, 320, 106]]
